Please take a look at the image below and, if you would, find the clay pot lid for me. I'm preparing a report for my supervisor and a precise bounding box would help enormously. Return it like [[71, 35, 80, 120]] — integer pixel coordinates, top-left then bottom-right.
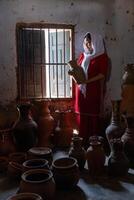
[[28, 147, 52, 155]]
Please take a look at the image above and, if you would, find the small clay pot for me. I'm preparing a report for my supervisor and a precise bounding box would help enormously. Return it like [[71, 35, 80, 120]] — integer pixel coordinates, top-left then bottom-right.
[[22, 159, 49, 172], [52, 157, 79, 189], [6, 192, 43, 200], [28, 147, 53, 166], [19, 169, 55, 200]]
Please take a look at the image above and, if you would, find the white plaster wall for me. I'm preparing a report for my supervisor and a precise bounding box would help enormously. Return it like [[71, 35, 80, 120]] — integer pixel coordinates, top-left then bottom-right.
[[0, 0, 134, 104]]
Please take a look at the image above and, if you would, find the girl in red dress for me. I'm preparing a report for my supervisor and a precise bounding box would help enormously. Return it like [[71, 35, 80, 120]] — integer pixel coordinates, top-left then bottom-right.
[[74, 32, 109, 147]]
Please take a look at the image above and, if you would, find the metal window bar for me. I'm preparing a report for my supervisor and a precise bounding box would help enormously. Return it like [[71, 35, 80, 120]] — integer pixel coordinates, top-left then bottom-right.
[[63, 29, 66, 97], [56, 29, 59, 98], [48, 28, 51, 98]]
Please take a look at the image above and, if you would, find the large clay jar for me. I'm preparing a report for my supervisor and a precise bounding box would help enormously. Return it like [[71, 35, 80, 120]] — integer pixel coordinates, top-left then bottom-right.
[[105, 100, 123, 149], [0, 128, 16, 156], [86, 140, 106, 177], [22, 159, 49, 172], [28, 147, 53, 167], [69, 136, 86, 170], [34, 100, 54, 147], [108, 138, 129, 176], [13, 103, 38, 152], [52, 157, 79, 189], [121, 114, 134, 168], [54, 111, 73, 147], [19, 169, 55, 200], [121, 63, 134, 115], [7, 192, 43, 200]]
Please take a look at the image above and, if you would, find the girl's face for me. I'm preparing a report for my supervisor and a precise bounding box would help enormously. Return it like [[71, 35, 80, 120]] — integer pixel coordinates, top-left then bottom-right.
[[83, 37, 93, 54]]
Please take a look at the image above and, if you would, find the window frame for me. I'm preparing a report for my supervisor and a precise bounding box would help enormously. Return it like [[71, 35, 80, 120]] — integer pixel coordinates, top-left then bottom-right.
[[16, 22, 75, 102]]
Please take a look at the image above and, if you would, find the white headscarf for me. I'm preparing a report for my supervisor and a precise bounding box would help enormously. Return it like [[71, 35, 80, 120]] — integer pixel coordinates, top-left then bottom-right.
[[80, 33, 105, 97]]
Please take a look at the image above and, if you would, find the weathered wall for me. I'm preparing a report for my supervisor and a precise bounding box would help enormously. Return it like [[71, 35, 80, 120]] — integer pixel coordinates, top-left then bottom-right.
[[0, 0, 134, 105]]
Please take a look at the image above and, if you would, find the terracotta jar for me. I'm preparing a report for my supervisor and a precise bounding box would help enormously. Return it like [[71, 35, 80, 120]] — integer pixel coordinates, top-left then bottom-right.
[[13, 103, 38, 152], [7, 193, 43, 200], [19, 169, 55, 200], [105, 100, 123, 149], [108, 138, 129, 176], [69, 136, 86, 170], [54, 111, 73, 147], [86, 140, 106, 176], [121, 64, 134, 115], [28, 147, 53, 167], [0, 128, 16, 156], [52, 157, 79, 189], [22, 159, 49, 172], [34, 100, 54, 147], [121, 114, 134, 168]]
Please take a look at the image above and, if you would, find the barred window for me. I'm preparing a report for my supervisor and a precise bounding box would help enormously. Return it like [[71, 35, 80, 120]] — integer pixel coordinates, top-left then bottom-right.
[[16, 24, 74, 100]]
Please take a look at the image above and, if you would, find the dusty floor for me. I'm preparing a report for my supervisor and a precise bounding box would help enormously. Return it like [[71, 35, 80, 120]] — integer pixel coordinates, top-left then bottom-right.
[[0, 149, 134, 200]]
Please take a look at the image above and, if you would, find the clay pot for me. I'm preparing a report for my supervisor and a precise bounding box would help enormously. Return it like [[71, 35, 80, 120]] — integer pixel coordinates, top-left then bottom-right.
[[69, 136, 86, 170], [0, 156, 8, 172], [13, 103, 38, 152], [9, 152, 27, 164], [7, 161, 22, 180], [108, 138, 129, 176], [52, 157, 79, 189], [6, 192, 43, 200], [19, 169, 55, 200], [86, 140, 106, 176], [121, 115, 134, 168], [33, 100, 54, 147], [121, 63, 134, 115], [0, 104, 19, 129], [54, 111, 73, 147], [122, 63, 134, 85], [105, 100, 123, 149], [22, 159, 49, 172], [28, 147, 53, 167], [0, 128, 16, 156]]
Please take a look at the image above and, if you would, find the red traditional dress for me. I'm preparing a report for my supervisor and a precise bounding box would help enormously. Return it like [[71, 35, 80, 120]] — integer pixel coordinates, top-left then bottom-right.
[[75, 34, 108, 146]]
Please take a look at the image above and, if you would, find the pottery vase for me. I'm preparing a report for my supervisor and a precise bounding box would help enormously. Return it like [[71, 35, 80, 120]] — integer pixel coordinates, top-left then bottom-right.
[[108, 138, 129, 176], [121, 63, 134, 115], [86, 139, 106, 176], [34, 100, 54, 147], [121, 115, 134, 168], [105, 100, 123, 149], [54, 111, 73, 147], [13, 103, 38, 152], [69, 136, 86, 170], [0, 128, 16, 156]]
